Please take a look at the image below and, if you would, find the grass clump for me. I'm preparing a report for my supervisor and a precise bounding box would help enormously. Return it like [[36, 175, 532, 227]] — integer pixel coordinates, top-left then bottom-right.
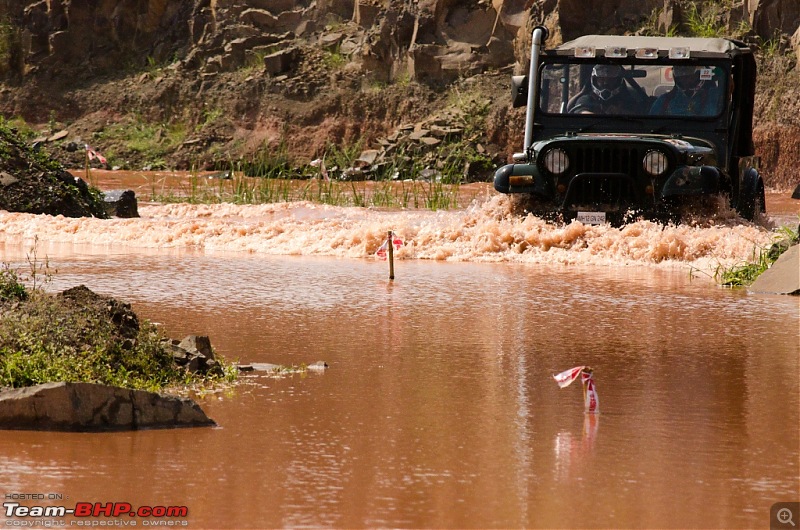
[[96, 114, 188, 169], [713, 223, 800, 287], [0, 260, 237, 392]]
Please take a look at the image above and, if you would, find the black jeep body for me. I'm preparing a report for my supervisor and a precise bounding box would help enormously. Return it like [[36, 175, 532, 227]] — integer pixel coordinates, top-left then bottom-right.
[[494, 29, 766, 224]]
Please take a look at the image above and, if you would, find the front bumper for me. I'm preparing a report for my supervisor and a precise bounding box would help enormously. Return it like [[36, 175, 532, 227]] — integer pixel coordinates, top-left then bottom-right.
[[494, 163, 722, 221]]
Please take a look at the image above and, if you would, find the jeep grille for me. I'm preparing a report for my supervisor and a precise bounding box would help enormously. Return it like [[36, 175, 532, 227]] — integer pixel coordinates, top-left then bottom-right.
[[571, 146, 642, 175], [542, 144, 654, 210]]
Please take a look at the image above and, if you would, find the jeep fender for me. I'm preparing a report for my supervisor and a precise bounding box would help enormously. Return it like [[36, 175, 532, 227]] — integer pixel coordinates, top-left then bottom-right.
[[493, 164, 552, 198], [736, 167, 765, 220], [661, 166, 721, 198]]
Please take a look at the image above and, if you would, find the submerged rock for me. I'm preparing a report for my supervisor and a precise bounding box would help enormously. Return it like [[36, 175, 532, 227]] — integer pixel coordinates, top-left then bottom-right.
[[103, 189, 139, 218], [0, 382, 216, 431], [238, 361, 328, 374]]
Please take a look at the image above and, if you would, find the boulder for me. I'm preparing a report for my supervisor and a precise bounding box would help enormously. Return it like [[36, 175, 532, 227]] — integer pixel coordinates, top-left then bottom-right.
[[264, 47, 299, 74], [103, 189, 139, 218], [167, 335, 223, 376], [240, 8, 278, 29], [0, 382, 216, 431], [0, 171, 19, 186], [353, 1, 382, 27]]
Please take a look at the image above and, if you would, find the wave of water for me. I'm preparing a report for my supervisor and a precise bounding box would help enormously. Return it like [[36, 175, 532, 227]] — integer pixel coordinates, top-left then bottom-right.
[[0, 195, 776, 271]]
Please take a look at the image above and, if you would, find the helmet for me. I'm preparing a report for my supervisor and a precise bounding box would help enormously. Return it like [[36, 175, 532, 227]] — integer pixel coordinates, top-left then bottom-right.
[[672, 65, 705, 97], [591, 64, 624, 101]]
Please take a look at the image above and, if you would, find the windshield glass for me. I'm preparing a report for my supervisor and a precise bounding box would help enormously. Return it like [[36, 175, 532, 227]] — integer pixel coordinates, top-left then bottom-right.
[[539, 62, 728, 118]]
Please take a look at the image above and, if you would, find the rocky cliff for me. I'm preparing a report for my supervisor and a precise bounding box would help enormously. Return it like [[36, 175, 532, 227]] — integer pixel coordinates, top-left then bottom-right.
[[0, 0, 798, 188]]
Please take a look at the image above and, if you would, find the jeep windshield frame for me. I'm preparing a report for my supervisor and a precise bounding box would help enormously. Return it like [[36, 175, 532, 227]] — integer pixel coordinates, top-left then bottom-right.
[[537, 59, 731, 120]]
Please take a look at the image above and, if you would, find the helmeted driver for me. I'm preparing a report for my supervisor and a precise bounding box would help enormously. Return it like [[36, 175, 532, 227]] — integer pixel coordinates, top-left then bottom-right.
[[673, 65, 705, 97], [649, 65, 721, 116], [569, 64, 646, 114], [591, 64, 625, 101]]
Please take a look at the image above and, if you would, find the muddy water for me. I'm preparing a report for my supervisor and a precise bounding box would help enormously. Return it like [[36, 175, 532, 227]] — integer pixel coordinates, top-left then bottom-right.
[[0, 174, 798, 529]]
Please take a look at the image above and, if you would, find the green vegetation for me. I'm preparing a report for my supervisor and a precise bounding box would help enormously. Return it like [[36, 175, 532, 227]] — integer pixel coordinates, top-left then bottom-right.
[[322, 45, 348, 70], [642, 0, 750, 39], [712, 223, 799, 287], [96, 114, 188, 169], [145, 170, 466, 210], [190, 106, 491, 209], [0, 251, 237, 392]]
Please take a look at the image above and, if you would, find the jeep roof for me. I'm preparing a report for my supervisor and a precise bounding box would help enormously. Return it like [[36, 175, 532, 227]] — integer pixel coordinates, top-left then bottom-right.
[[551, 35, 748, 57]]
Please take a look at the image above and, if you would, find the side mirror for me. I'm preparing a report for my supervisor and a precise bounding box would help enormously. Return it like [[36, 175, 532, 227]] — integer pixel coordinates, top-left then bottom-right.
[[512, 75, 528, 108]]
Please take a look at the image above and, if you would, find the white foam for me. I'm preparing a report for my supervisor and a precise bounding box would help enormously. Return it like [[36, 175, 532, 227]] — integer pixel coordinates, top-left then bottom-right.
[[0, 195, 776, 274]]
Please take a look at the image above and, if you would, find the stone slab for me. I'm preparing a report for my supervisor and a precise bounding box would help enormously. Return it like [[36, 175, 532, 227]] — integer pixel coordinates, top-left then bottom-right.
[[0, 382, 216, 431], [749, 244, 800, 295]]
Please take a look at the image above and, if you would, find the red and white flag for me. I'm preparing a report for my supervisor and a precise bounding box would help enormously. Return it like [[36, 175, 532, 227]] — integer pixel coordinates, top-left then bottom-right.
[[376, 234, 403, 259], [554, 365, 599, 414], [553, 366, 585, 388], [85, 144, 107, 165]]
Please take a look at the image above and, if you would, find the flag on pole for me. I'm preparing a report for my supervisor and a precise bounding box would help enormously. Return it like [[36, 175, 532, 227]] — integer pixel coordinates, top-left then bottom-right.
[[85, 144, 107, 165], [376, 234, 403, 259], [554, 365, 599, 414], [553, 366, 585, 388]]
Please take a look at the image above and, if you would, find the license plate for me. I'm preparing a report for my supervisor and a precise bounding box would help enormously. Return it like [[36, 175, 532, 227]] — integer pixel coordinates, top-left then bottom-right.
[[576, 211, 606, 225]]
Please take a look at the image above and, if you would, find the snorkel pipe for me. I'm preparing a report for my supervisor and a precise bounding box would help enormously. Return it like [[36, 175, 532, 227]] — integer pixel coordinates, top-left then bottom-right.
[[520, 25, 549, 161]]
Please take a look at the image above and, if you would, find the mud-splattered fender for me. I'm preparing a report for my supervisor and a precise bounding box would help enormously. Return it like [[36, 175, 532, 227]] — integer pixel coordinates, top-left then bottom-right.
[[493, 164, 553, 198], [662, 166, 721, 197]]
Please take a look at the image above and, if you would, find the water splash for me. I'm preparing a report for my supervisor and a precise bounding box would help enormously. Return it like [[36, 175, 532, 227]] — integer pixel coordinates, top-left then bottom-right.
[[0, 195, 774, 272]]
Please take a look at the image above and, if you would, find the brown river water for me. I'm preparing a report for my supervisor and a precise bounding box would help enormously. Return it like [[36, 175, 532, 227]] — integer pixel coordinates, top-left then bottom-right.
[[0, 172, 798, 529]]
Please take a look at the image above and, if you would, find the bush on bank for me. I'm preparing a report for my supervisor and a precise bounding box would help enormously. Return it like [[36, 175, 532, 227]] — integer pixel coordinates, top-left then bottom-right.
[[0, 267, 237, 392]]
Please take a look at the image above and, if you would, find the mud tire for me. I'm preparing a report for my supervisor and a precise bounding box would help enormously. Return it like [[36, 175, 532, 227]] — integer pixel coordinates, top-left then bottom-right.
[[736, 171, 766, 221]]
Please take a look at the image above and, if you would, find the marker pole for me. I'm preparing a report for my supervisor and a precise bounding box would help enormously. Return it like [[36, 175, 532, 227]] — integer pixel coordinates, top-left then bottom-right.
[[388, 230, 395, 280]]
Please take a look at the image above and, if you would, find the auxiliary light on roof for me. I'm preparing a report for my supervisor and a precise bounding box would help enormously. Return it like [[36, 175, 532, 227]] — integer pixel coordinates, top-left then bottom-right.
[[574, 46, 596, 58], [635, 47, 659, 59], [669, 47, 691, 59], [605, 46, 627, 58]]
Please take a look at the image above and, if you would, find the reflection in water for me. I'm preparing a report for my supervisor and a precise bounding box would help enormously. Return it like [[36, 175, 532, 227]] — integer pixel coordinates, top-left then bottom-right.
[[554, 414, 599, 482], [0, 188, 798, 528]]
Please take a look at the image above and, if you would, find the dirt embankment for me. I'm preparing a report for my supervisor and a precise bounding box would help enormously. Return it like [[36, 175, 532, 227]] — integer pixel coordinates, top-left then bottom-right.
[[0, 1, 798, 189]]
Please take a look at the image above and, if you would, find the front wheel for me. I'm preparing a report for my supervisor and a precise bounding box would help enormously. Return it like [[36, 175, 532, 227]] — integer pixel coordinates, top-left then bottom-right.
[[736, 170, 766, 221]]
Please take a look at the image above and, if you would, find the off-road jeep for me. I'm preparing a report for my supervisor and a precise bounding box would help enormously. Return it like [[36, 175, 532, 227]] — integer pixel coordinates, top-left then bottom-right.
[[494, 28, 766, 224]]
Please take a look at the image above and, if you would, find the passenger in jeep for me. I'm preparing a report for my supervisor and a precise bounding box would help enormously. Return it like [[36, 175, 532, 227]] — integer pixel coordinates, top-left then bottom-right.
[[567, 64, 648, 115], [649, 65, 723, 116]]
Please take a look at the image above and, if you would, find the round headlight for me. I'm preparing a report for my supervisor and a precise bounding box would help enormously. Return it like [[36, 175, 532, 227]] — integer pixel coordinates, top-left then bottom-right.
[[643, 150, 668, 176], [543, 148, 569, 175]]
